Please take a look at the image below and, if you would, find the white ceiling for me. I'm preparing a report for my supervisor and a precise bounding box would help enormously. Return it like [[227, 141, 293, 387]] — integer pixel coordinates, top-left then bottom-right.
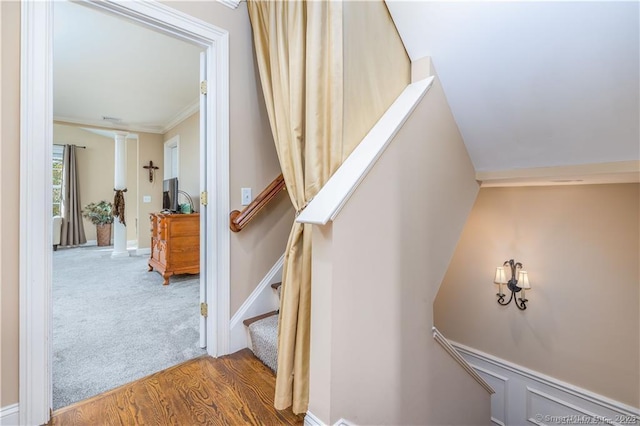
[[386, 1, 640, 174], [54, 1, 639, 179], [53, 1, 202, 134]]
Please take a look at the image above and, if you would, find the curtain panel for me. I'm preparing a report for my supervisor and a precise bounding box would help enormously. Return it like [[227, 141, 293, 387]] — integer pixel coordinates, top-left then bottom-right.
[[247, 0, 344, 414], [60, 144, 87, 246]]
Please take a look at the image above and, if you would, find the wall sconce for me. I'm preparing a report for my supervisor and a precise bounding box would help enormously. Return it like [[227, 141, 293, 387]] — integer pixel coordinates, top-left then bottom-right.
[[494, 259, 531, 310]]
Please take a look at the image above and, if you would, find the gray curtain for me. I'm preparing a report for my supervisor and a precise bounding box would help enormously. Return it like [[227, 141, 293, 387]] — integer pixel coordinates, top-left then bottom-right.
[[60, 144, 87, 246]]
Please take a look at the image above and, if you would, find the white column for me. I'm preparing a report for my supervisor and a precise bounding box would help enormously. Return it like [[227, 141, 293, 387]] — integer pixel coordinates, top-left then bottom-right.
[[112, 131, 129, 258]]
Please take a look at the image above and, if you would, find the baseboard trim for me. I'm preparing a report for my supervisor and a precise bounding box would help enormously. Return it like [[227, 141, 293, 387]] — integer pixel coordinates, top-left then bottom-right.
[[0, 403, 19, 426], [450, 341, 640, 425], [134, 247, 151, 256], [304, 412, 357, 426], [304, 411, 325, 426], [228, 254, 284, 353], [334, 418, 356, 426]]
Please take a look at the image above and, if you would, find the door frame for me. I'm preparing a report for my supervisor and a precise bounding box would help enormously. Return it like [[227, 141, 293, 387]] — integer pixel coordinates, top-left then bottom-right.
[[19, 1, 230, 424], [163, 135, 180, 180]]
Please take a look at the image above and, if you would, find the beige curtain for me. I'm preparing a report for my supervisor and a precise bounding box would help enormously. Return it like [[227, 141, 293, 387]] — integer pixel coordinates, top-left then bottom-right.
[[248, 0, 343, 414], [60, 144, 87, 246]]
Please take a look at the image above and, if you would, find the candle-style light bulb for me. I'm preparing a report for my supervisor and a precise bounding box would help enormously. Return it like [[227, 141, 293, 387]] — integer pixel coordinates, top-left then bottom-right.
[[517, 271, 530, 300], [494, 266, 507, 296]]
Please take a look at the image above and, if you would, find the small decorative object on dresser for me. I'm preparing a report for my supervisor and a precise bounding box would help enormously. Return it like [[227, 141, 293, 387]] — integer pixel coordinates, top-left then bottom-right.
[[148, 212, 199, 285]]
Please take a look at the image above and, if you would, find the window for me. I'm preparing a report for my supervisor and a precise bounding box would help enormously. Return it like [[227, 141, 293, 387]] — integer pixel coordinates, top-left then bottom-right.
[[53, 145, 64, 216]]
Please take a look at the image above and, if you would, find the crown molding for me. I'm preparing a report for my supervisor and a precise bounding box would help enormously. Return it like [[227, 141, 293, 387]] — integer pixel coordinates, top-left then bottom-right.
[[161, 100, 199, 133], [53, 115, 164, 134], [54, 100, 200, 136], [217, 0, 241, 10], [477, 161, 640, 187]]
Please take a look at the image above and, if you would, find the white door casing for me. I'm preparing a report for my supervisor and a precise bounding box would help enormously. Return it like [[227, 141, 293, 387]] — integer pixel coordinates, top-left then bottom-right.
[[164, 135, 179, 180], [19, 1, 230, 424]]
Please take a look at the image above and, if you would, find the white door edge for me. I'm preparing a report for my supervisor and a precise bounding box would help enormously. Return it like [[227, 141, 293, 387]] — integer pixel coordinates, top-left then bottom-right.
[[199, 50, 207, 349], [19, 1, 230, 424]]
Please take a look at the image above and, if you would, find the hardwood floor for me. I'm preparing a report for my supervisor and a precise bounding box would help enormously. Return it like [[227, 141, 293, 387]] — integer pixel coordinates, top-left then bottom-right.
[[50, 349, 304, 426]]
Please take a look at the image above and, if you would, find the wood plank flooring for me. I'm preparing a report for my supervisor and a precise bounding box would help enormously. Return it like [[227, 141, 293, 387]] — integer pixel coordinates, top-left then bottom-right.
[[50, 349, 304, 426]]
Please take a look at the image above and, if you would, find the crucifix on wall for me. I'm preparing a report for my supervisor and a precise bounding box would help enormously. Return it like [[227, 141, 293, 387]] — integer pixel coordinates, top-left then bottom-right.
[[143, 161, 160, 182]]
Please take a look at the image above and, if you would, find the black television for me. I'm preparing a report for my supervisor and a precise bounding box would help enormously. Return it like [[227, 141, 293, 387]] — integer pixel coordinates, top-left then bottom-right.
[[162, 177, 179, 212]]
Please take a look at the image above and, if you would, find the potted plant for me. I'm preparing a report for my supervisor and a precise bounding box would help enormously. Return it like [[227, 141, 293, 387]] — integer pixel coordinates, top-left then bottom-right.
[[82, 201, 114, 246]]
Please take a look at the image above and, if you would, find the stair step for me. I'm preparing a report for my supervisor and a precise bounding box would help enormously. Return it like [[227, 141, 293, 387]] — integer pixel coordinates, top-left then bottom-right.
[[270, 282, 281, 290], [243, 310, 278, 328], [247, 313, 279, 372]]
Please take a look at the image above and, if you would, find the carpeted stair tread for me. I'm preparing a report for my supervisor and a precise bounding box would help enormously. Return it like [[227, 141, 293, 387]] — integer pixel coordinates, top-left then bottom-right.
[[243, 310, 278, 327], [247, 314, 279, 373]]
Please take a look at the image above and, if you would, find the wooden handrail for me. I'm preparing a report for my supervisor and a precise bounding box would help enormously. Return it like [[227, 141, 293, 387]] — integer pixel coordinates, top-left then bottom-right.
[[230, 173, 286, 232]]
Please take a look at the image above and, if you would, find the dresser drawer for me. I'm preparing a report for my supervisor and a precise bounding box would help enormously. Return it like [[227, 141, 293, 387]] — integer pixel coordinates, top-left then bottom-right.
[[148, 213, 200, 285]]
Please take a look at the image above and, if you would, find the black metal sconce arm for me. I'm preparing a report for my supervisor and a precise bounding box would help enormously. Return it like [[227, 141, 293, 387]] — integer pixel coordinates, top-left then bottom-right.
[[497, 259, 528, 310]]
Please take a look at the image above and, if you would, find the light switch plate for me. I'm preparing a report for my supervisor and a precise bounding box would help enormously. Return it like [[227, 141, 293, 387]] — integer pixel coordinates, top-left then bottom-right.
[[241, 188, 252, 206], [143, 195, 151, 203]]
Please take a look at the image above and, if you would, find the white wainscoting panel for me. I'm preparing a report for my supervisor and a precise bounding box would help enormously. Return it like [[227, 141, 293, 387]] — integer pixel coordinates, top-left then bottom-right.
[[473, 365, 509, 426], [451, 341, 640, 426], [0, 403, 19, 426]]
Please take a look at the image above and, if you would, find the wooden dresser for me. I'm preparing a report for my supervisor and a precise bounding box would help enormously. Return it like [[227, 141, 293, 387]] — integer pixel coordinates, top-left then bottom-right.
[[148, 213, 199, 285]]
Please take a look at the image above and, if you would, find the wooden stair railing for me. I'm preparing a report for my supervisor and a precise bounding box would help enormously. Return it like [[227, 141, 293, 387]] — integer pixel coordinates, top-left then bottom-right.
[[230, 173, 286, 232]]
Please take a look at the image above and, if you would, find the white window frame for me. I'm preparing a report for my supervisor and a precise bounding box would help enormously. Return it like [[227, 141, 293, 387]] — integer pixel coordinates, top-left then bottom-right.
[[52, 145, 64, 217]]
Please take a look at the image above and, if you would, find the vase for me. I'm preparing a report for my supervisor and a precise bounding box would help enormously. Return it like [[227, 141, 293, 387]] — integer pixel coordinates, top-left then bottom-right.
[[96, 223, 112, 246]]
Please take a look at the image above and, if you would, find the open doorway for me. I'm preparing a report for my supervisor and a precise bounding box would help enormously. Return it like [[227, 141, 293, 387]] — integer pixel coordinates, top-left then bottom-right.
[[20, 1, 230, 423], [51, 1, 206, 410]]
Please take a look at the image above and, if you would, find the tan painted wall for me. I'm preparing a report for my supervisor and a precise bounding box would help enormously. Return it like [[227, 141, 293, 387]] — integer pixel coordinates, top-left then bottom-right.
[[342, 0, 410, 158], [164, 1, 294, 315], [52, 125, 162, 246], [309, 71, 488, 424], [53, 124, 115, 242], [1, 0, 20, 407], [136, 133, 164, 249], [434, 184, 640, 408], [163, 112, 200, 207]]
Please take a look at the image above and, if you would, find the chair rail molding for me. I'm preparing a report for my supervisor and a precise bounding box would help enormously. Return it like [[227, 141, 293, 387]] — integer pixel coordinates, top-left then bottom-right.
[[450, 341, 640, 426], [432, 327, 495, 395]]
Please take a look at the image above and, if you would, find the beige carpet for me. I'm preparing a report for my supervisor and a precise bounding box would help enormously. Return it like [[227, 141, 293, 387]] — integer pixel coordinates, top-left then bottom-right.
[[52, 245, 206, 410]]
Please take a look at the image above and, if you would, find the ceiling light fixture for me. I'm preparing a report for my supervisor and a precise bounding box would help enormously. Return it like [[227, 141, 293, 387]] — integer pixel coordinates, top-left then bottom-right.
[[493, 259, 531, 310]]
